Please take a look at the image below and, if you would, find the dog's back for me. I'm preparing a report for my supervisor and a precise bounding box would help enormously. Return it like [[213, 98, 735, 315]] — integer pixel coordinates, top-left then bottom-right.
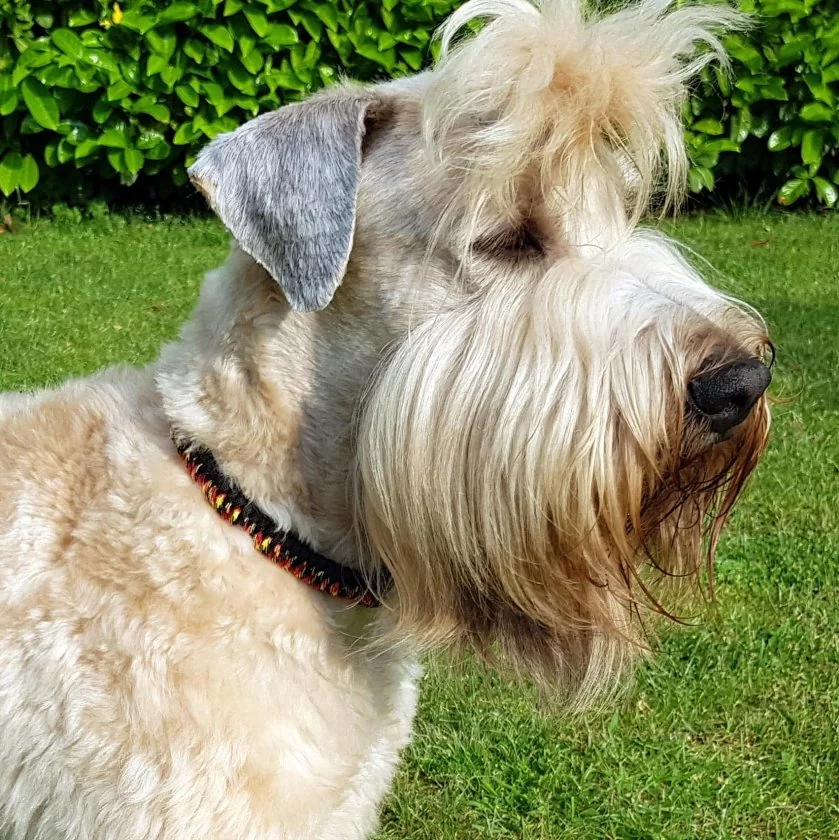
[[0, 393, 36, 420]]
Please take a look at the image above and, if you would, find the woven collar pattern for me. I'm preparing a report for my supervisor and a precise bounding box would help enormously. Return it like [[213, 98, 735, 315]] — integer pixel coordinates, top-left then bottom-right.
[[176, 440, 384, 608]]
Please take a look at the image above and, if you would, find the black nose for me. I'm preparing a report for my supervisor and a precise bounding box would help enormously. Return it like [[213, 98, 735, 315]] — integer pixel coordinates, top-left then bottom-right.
[[688, 359, 771, 434]]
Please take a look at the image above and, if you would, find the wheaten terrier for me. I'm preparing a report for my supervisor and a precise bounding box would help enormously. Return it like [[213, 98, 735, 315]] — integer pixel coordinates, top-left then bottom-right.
[[0, 0, 771, 837]]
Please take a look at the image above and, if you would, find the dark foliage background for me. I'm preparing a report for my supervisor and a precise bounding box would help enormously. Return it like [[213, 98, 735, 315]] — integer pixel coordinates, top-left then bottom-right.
[[1, 0, 837, 209]]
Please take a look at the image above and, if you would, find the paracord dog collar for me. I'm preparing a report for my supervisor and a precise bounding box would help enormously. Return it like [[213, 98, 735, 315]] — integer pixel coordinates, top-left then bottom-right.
[[175, 439, 388, 608]]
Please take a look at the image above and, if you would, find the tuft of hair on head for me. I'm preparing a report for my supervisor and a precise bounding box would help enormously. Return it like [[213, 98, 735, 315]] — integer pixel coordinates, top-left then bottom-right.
[[423, 0, 745, 224]]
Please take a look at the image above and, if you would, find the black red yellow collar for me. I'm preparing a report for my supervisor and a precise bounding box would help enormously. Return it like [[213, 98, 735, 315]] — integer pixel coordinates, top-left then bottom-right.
[[175, 440, 385, 608]]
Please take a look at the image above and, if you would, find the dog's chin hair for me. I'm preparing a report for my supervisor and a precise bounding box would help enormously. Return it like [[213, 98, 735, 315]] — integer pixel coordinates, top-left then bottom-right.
[[641, 392, 771, 597], [424, 0, 744, 227], [352, 259, 770, 709]]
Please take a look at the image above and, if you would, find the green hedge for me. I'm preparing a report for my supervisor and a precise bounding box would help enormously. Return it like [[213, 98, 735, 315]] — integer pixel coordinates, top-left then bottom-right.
[[1, 0, 837, 208], [0, 0, 458, 205], [687, 0, 839, 207]]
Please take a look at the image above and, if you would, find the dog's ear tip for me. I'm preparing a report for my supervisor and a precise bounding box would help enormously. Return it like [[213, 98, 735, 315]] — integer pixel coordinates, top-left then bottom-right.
[[287, 295, 335, 314], [187, 156, 214, 203], [281, 268, 343, 313], [282, 289, 335, 314]]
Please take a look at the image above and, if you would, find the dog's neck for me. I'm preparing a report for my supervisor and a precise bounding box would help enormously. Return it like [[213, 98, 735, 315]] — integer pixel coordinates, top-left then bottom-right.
[[155, 247, 385, 568]]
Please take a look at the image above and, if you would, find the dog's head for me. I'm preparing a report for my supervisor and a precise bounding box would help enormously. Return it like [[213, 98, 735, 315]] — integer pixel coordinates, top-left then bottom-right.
[[189, 0, 770, 703]]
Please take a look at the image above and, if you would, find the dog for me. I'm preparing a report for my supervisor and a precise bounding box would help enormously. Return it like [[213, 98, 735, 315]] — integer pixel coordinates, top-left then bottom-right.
[[0, 0, 771, 837]]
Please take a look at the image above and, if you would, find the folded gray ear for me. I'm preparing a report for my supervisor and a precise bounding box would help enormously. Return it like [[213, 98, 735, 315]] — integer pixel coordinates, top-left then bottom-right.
[[188, 92, 375, 312]]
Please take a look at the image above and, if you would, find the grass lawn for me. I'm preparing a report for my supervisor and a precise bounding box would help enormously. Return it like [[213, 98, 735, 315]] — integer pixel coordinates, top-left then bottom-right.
[[1, 212, 837, 838]]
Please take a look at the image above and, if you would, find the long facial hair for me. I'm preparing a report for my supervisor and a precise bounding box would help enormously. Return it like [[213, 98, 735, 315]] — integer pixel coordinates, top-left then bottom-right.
[[351, 0, 769, 707], [353, 253, 770, 705]]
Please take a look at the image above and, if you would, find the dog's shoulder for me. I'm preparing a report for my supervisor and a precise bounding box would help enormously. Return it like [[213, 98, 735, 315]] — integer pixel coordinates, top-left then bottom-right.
[[0, 364, 420, 838]]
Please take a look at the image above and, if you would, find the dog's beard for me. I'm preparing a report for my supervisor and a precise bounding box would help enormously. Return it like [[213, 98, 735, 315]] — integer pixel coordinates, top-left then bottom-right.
[[353, 245, 770, 707]]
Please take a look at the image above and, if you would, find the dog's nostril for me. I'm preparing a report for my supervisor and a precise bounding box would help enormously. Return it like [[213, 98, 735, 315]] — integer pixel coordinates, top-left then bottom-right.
[[688, 359, 771, 434]]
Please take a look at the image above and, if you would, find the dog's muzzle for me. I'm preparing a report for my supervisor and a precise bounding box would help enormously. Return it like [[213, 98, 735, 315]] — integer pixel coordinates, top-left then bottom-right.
[[688, 359, 771, 435]]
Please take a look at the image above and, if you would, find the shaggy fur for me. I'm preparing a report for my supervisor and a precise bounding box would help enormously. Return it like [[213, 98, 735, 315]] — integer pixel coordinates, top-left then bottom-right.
[[0, 1, 769, 837]]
